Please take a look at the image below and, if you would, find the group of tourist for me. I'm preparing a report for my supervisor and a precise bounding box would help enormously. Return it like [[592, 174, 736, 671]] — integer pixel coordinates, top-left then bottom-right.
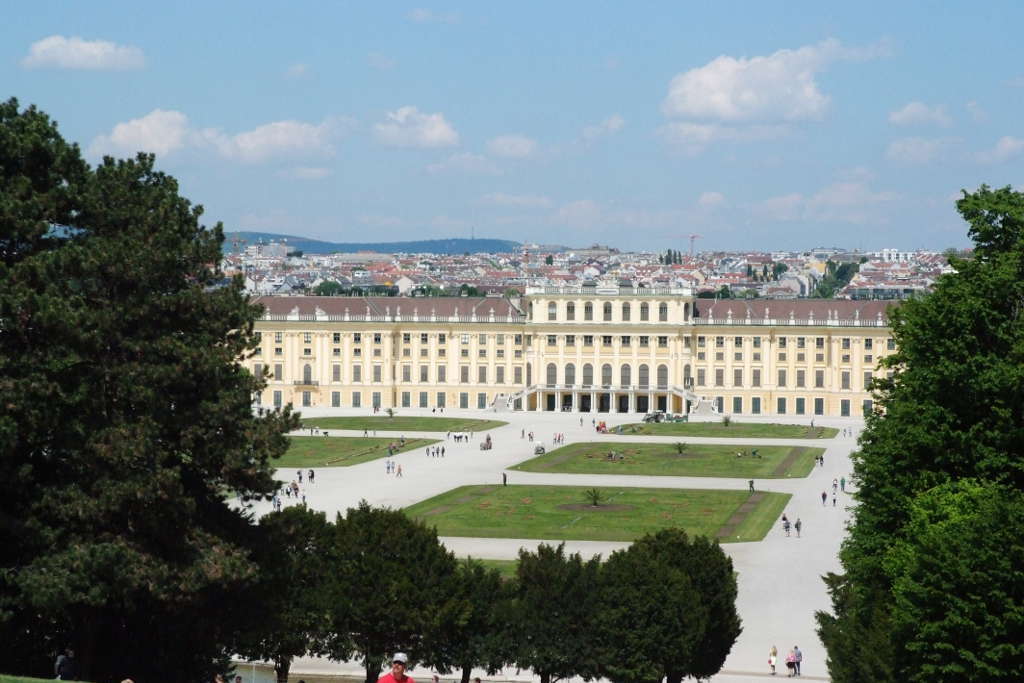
[[767, 644, 803, 676]]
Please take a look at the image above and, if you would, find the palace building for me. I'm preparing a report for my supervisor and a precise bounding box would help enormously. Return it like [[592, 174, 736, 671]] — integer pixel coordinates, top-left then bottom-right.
[[247, 285, 895, 418]]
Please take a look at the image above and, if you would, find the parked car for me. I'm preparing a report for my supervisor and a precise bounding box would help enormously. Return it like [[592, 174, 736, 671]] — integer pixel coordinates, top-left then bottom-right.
[[643, 411, 665, 423], [534, 445, 546, 455]]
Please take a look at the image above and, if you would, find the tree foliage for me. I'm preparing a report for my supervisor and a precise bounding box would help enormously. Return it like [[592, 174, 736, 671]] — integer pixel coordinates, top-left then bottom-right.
[[326, 502, 461, 683], [0, 98, 298, 683], [236, 507, 334, 683], [441, 559, 515, 683], [597, 529, 740, 683], [819, 186, 1024, 681], [511, 543, 602, 683]]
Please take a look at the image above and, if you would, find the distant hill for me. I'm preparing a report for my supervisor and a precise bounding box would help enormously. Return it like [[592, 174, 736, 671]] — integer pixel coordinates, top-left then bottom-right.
[[224, 231, 521, 255]]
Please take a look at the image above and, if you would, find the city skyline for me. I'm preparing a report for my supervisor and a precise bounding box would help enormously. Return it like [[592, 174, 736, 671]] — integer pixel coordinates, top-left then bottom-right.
[[5, 2, 1024, 250]]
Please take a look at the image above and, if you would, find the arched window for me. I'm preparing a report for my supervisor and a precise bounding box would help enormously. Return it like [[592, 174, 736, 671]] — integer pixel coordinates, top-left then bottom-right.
[[529, 302, 534, 319], [640, 302, 650, 321], [622, 302, 631, 321], [566, 302, 575, 321], [683, 364, 692, 387], [620, 364, 632, 387], [638, 364, 649, 389], [584, 302, 594, 320], [527, 363, 533, 386], [303, 364, 312, 383], [601, 363, 613, 387], [546, 363, 557, 386], [657, 364, 668, 389], [565, 363, 576, 387], [548, 301, 557, 321], [603, 302, 613, 321], [659, 302, 669, 321], [582, 363, 594, 387], [684, 302, 690, 320]]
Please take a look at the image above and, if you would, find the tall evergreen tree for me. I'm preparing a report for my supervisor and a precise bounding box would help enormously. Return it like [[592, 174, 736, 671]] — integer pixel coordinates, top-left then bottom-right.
[[0, 98, 297, 682], [818, 186, 1024, 681]]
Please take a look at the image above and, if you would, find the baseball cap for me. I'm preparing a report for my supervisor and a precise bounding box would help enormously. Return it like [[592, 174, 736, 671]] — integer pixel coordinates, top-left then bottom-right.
[[393, 653, 409, 664]]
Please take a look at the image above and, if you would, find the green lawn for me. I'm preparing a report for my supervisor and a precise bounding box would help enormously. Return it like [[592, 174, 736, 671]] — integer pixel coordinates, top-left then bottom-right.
[[470, 557, 520, 579], [406, 484, 790, 543], [299, 416, 507, 432], [512, 442, 822, 478], [274, 436, 439, 467], [615, 421, 838, 439]]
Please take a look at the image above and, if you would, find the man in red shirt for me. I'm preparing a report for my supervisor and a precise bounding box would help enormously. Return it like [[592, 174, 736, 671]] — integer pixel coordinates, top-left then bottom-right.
[[378, 653, 413, 683]]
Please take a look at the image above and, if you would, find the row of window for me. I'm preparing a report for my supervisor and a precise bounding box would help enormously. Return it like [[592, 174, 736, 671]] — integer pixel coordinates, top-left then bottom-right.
[[712, 396, 873, 417], [254, 362, 526, 385], [695, 367, 877, 390], [257, 389, 490, 410], [540, 301, 677, 322], [544, 334, 671, 348], [695, 335, 895, 350], [539, 362, 671, 388]]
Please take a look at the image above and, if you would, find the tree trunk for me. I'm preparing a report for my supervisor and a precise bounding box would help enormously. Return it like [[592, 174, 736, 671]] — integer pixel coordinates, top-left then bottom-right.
[[365, 654, 384, 683], [275, 657, 291, 683], [665, 671, 684, 683], [461, 665, 472, 683], [539, 672, 551, 683]]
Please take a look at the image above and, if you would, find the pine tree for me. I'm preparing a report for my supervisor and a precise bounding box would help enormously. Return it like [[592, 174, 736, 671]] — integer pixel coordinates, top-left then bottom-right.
[[0, 98, 297, 682]]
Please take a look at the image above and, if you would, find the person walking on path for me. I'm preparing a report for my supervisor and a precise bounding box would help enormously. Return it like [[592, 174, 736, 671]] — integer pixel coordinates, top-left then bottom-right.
[[308, 469, 314, 483], [840, 476, 846, 492], [396, 464, 403, 478], [785, 650, 796, 677], [55, 647, 76, 680], [783, 518, 791, 536], [832, 492, 837, 507], [502, 472, 507, 486], [821, 490, 827, 506], [769, 645, 778, 676], [378, 653, 414, 683], [749, 479, 755, 493], [795, 518, 802, 538], [794, 645, 803, 676]]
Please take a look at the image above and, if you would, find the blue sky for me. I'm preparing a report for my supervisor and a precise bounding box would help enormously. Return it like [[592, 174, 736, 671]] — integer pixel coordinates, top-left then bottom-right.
[[5, 2, 1024, 251]]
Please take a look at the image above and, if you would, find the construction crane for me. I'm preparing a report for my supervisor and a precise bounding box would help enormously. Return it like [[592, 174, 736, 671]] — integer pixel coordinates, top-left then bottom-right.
[[687, 233, 703, 257]]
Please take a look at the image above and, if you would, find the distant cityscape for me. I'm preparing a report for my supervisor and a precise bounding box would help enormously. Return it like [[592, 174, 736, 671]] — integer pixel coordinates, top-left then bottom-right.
[[226, 232, 955, 301]]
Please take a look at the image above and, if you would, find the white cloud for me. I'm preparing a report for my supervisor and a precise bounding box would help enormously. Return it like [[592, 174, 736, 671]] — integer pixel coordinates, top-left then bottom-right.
[[698, 191, 725, 208], [426, 153, 500, 175], [22, 35, 145, 70], [659, 122, 787, 155], [978, 136, 1024, 163], [487, 135, 537, 158], [966, 100, 988, 123], [886, 137, 953, 164], [374, 106, 459, 148], [285, 63, 310, 79], [407, 8, 460, 23], [888, 102, 951, 127], [582, 114, 625, 141], [89, 109, 190, 156], [213, 119, 342, 162], [481, 192, 552, 208], [279, 166, 331, 180], [662, 39, 884, 123], [368, 53, 397, 70], [756, 181, 897, 224], [90, 110, 347, 162]]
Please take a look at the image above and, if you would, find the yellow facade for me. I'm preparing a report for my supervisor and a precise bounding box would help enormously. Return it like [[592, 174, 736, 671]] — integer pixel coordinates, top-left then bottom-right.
[[246, 287, 894, 418]]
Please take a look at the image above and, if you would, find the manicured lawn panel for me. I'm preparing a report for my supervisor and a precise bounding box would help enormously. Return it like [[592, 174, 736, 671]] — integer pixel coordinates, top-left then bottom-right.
[[274, 436, 439, 467], [299, 416, 507, 432], [615, 422, 838, 439], [512, 442, 822, 478], [470, 558, 519, 579], [734, 488, 792, 542], [407, 484, 789, 543]]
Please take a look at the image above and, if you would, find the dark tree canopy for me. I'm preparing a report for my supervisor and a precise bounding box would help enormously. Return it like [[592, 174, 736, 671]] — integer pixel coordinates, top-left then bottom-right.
[[510, 543, 602, 683], [326, 502, 461, 683], [598, 529, 740, 683], [819, 185, 1024, 682], [0, 98, 297, 683]]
